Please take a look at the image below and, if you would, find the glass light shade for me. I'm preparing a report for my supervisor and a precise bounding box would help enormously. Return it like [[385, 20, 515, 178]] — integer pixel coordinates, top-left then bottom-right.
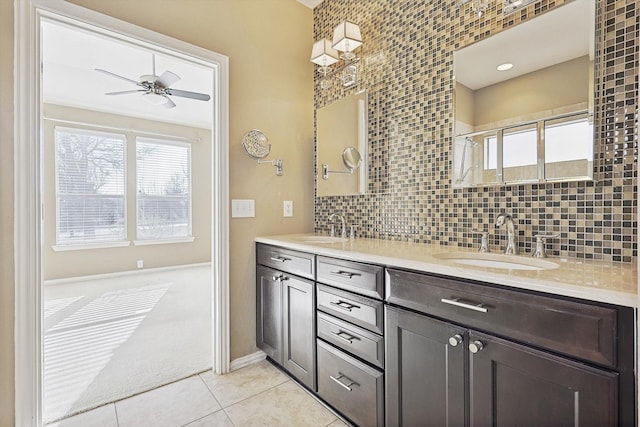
[[144, 92, 167, 105], [311, 39, 339, 66], [332, 21, 362, 53]]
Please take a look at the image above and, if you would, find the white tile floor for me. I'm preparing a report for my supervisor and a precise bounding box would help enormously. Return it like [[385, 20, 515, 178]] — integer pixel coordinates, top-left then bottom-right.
[[46, 360, 350, 427]]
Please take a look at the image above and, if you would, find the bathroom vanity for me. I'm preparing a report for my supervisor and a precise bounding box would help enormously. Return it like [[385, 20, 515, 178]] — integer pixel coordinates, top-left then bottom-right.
[[255, 234, 636, 427]]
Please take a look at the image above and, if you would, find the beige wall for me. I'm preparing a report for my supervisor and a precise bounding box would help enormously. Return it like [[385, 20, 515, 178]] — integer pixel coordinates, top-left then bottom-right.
[[1, 1, 313, 424], [42, 104, 212, 280], [0, 0, 15, 424]]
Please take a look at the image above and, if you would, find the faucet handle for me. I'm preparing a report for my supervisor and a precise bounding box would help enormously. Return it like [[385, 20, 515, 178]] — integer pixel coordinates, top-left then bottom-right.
[[349, 224, 358, 240], [532, 233, 558, 258], [534, 233, 559, 240], [473, 230, 490, 253]]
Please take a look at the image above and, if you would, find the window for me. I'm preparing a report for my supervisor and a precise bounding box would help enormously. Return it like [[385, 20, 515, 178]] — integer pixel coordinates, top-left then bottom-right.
[[136, 138, 192, 241], [55, 127, 126, 245], [545, 114, 593, 180]]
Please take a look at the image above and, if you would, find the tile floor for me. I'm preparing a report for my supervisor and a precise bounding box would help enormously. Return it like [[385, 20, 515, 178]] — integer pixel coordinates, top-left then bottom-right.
[[46, 360, 350, 427]]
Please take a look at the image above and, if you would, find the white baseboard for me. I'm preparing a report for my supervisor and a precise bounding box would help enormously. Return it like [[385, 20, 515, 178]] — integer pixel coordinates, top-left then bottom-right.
[[44, 261, 212, 286], [230, 350, 267, 372]]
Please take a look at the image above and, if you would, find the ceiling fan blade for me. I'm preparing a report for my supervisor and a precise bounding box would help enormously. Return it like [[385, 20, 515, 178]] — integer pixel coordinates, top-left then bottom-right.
[[156, 71, 180, 88], [105, 90, 146, 96], [166, 88, 211, 101], [95, 68, 140, 86], [161, 96, 176, 109]]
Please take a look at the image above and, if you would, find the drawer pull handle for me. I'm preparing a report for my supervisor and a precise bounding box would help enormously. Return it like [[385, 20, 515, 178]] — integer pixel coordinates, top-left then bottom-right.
[[269, 256, 290, 263], [271, 274, 289, 282], [330, 300, 361, 312], [330, 270, 361, 279], [331, 330, 357, 344], [441, 298, 488, 313], [330, 374, 357, 392]]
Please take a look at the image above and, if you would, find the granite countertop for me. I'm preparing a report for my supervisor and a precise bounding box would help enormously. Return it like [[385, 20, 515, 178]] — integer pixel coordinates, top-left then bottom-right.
[[255, 233, 637, 308]]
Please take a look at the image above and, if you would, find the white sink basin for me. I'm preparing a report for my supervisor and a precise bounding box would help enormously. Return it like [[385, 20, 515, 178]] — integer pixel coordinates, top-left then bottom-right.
[[433, 252, 559, 271], [291, 235, 348, 244]]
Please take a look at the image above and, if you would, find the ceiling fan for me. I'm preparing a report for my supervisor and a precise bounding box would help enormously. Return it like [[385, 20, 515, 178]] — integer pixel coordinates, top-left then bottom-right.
[[95, 55, 210, 108]]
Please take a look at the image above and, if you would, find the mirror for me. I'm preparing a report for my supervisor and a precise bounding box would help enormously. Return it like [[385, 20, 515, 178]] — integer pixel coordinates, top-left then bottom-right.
[[242, 129, 270, 159], [241, 129, 283, 176], [317, 91, 368, 197], [322, 147, 362, 180], [453, 0, 594, 187], [342, 147, 362, 170]]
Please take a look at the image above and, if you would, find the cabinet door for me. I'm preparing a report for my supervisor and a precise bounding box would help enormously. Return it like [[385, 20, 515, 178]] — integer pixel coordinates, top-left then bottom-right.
[[256, 265, 282, 364], [385, 306, 466, 427], [469, 331, 618, 427], [283, 275, 316, 390]]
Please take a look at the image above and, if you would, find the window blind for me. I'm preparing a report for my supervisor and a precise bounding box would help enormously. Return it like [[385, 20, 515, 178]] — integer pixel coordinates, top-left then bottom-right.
[[55, 127, 126, 245], [136, 138, 191, 240]]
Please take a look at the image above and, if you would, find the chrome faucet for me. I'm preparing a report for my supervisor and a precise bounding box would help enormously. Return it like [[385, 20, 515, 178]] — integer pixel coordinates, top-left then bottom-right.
[[495, 213, 518, 255], [328, 213, 346, 238]]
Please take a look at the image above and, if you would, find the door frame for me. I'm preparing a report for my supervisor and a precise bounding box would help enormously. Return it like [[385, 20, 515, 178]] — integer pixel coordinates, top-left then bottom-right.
[[14, 1, 230, 425]]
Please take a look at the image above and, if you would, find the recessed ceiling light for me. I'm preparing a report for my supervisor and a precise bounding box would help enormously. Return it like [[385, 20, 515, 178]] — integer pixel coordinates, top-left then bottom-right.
[[496, 63, 514, 71]]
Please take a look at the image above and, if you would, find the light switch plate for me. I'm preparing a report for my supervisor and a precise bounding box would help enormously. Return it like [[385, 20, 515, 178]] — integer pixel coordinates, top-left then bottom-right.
[[231, 199, 255, 218], [283, 200, 293, 217]]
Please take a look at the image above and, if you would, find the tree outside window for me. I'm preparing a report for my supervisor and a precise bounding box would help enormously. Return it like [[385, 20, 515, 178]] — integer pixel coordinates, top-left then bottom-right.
[[55, 127, 126, 245], [136, 138, 191, 241]]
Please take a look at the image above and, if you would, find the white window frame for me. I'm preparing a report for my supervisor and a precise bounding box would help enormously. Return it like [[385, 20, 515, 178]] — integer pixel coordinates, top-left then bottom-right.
[[52, 126, 128, 249], [134, 137, 193, 244]]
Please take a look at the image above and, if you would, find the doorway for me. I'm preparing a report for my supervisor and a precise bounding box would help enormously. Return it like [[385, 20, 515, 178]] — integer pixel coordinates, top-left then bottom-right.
[[15, 1, 229, 426]]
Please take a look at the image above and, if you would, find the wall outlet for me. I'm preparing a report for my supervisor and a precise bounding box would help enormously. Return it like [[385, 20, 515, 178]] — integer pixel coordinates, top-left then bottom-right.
[[137, 260, 144, 269], [283, 200, 293, 217], [231, 199, 256, 218]]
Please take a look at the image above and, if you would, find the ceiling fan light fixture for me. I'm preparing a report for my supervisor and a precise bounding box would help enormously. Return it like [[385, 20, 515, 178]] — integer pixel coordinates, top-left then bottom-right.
[[143, 92, 168, 106]]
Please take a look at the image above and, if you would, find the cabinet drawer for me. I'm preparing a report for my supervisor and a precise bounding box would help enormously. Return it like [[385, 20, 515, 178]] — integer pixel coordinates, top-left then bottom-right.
[[317, 256, 383, 299], [256, 244, 315, 280], [386, 269, 617, 367], [317, 312, 384, 368], [317, 284, 384, 334], [317, 340, 384, 427]]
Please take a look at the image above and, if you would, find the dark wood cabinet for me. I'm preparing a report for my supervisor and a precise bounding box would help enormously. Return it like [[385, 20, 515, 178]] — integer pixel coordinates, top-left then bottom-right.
[[386, 304, 621, 427], [385, 306, 466, 427], [256, 246, 316, 389], [282, 275, 316, 389], [469, 331, 618, 427], [256, 265, 282, 364]]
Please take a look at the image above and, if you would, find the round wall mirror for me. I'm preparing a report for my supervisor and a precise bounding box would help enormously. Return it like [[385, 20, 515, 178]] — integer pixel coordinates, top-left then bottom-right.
[[242, 129, 271, 160], [342, 146, 362, 171]]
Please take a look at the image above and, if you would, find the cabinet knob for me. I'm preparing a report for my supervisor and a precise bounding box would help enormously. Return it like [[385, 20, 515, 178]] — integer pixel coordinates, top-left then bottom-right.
[[448, 334, 463, 347], [469, 340, 485, 354]]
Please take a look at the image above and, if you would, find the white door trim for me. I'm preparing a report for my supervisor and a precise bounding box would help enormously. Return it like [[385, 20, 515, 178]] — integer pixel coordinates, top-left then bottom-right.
[[14, 1, 229, 425]]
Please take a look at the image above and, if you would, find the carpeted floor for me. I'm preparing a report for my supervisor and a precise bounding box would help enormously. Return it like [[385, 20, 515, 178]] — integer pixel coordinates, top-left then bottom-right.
[[42, 265, 212, 424]]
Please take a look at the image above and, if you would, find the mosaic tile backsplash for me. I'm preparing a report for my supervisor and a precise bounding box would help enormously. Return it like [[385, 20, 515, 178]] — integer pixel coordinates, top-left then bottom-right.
[[313, 0, 638, 263]]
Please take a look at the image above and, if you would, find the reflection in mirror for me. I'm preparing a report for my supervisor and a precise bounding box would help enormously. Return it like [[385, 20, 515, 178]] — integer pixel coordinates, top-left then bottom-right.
[[342, 146, 362, 170], [322, 146, 362, 180], [317, 91, 368, 197], [452, 0, 594, 187]]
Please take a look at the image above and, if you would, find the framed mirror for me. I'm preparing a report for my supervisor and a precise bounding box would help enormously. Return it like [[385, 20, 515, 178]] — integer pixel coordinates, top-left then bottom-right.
[[317, 90, 368, 197], [453, 0, 594, 187]]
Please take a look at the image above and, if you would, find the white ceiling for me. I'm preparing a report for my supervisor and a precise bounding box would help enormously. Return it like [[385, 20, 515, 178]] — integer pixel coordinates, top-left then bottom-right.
[[455, 0, 594, 90], [42, 20, 214, 130]]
